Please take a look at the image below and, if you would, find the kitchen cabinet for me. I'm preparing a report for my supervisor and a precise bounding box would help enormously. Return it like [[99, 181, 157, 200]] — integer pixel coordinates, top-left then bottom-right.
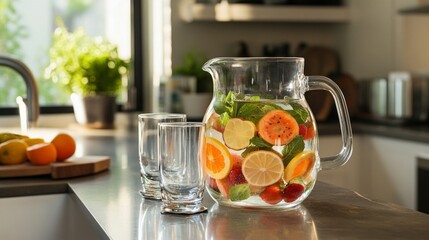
[[180, 2, 350, 22], [358, 135, 429, 210], [318, 135, 361, 193], [318, 133, 429, 210]]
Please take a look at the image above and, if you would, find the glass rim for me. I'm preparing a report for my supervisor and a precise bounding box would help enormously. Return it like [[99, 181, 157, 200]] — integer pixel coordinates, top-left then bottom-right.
[[138, 113, 186, 120], [158, 122, 205, 128], [203, 57, 304, 69]]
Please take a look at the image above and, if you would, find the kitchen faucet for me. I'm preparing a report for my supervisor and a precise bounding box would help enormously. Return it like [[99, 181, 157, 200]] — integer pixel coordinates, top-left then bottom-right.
[[0, 54, 39, 130]]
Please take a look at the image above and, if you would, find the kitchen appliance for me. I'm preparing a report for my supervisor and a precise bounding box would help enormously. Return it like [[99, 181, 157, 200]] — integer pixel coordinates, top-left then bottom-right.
[[358, 72, 429, 124], [417, 154, 429, 214]]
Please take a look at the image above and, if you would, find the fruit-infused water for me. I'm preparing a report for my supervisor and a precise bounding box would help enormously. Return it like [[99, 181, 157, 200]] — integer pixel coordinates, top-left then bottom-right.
[[204, 94, 319, 208]]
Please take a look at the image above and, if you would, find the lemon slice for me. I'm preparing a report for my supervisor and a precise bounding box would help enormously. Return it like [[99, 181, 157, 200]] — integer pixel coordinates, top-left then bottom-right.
[[204, 137, 233, 179], [223, 118, 256, 150], [284, 150, 316, 182], [242, 150, 284, 187]]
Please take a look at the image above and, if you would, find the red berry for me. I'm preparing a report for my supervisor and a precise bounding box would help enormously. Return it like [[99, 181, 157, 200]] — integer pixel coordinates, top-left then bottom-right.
[[259, 184, 283, 205], [229, 165, 247, 185], [303, 125, 315, 140], [283, 183, 305, 203], [299, 124, 307, 137], [209, 177, 219, 192]]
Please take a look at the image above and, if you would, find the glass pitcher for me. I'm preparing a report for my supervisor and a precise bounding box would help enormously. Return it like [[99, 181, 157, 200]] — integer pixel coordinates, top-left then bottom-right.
[[202, 57, 352, 209]]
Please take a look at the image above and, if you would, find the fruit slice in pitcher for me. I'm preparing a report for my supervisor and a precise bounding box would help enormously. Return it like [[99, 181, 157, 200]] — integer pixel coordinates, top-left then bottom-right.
[[258, 110, 299, 146], [204, 137, 233, 179], [223, 118, 256, 150], [284, 150, 316, 182], [242, 150, 284, 187]]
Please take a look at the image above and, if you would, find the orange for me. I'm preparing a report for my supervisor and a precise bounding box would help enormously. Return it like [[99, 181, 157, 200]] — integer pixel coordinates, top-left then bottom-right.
[[0, 139, 28, 165], [241, 150, 284, 187], [204, 137, 232, 179], [222, 118, 256, 150], [27, 142, 57, 165], [284, 150, 316, 182], [51, 133, 76, 161]]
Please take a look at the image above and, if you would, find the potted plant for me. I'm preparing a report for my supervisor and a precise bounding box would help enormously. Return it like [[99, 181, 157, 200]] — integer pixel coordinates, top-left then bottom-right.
[[172, 52, 213, 119], [44, 21, 128, 129]]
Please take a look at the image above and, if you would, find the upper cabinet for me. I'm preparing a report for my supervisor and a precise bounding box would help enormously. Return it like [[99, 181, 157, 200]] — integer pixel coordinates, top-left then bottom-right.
[[180, 2, 350, 23]]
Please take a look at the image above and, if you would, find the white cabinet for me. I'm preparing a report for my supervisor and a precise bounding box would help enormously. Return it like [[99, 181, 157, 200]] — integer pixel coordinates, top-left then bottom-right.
[[317, 135, 361, 193], [358, 135, 429, 210], [317, 134, 429, 210]]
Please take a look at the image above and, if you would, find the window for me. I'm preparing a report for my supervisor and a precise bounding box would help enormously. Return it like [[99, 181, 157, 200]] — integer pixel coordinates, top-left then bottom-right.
[[0, 0, 138, 113]]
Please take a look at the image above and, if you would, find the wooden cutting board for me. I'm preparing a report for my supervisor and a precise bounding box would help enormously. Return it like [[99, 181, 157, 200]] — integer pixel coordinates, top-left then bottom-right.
[[0, 156, 110, 179]]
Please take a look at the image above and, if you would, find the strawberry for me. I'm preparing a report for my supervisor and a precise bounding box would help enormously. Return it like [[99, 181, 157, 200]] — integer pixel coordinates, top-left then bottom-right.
[[208, 113, 225, 133], [283, 179, 305, 203], [229, 165, 246, 185], [259, 184, 283, 205], [299, 124, 307, 137], [303, 125, 315, 140], [209, 177, 219, 192]]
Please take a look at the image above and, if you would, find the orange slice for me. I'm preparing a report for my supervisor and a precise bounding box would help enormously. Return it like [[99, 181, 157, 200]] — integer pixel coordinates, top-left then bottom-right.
[[241, 150, 284, 187], [223, 118, 256, 150], [204, 137, 233, 179], [284, 150, 316, 182]]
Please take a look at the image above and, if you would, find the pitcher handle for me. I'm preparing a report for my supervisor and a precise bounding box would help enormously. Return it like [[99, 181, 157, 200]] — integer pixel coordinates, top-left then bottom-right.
[[307, 76, 353, 170]]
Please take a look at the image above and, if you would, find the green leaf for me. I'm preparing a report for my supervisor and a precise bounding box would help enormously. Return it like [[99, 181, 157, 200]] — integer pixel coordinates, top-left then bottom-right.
[[286, 102, 309, 124], [250, 137, 273, 148], [214, 98, 228, 115], [282, 136, 305, 164], [237, 103, 281, 124], [241, 145, 273, 158], [241, 146, 260, 158], [219, 112, 230, 127], [229, 184, 251, 201]]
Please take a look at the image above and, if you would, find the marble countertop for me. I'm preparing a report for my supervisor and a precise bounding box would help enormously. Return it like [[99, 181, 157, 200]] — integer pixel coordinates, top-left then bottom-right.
[[1, 128, 429, 240]]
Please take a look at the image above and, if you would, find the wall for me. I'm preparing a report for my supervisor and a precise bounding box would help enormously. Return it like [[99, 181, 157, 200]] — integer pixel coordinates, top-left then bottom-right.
[[171, 0, 428, 81]]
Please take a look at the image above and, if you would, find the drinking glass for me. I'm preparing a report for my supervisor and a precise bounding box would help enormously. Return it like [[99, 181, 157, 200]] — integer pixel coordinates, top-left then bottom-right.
[[138, 113, 186, 200], [158, 122, 207, 214]]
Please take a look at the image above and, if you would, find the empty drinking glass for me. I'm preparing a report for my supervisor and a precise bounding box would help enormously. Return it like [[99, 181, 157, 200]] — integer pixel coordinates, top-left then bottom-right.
[[158, 122, 207, 214], [138, 113, 186, 200]]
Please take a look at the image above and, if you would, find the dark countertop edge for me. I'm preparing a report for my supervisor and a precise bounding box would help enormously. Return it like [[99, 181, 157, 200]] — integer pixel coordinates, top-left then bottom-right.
[[0, 181, 69, 197]]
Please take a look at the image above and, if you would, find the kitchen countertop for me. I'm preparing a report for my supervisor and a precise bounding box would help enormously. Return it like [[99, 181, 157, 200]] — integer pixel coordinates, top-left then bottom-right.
[[1, 125, 429, 240]]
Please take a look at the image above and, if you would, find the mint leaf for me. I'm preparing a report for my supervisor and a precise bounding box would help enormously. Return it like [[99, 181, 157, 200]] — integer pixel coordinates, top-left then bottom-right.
[[286, 102, 309, 124], [229, 184, 251, 201], [241, 146, 260, 158], [241, 146, 273, 158], [237, 103, 281, 124], [214, 99, 228, 115], [282, 136, 305, 164], [241, 137, 273, 158], [219, 112, 230, 127], [250, 137, 273, 148], [214, 91, 245, 117]]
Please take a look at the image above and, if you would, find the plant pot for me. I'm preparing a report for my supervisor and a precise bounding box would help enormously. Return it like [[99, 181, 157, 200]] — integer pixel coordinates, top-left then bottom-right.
[[71, 93, 117, 129]]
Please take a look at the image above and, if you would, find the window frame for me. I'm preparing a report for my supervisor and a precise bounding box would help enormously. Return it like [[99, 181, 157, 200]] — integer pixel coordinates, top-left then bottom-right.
[[0, 0, 143, 116]]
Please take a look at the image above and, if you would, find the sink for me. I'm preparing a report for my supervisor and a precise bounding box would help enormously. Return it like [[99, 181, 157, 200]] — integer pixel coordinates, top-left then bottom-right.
[[0, 192, 108, 240]]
